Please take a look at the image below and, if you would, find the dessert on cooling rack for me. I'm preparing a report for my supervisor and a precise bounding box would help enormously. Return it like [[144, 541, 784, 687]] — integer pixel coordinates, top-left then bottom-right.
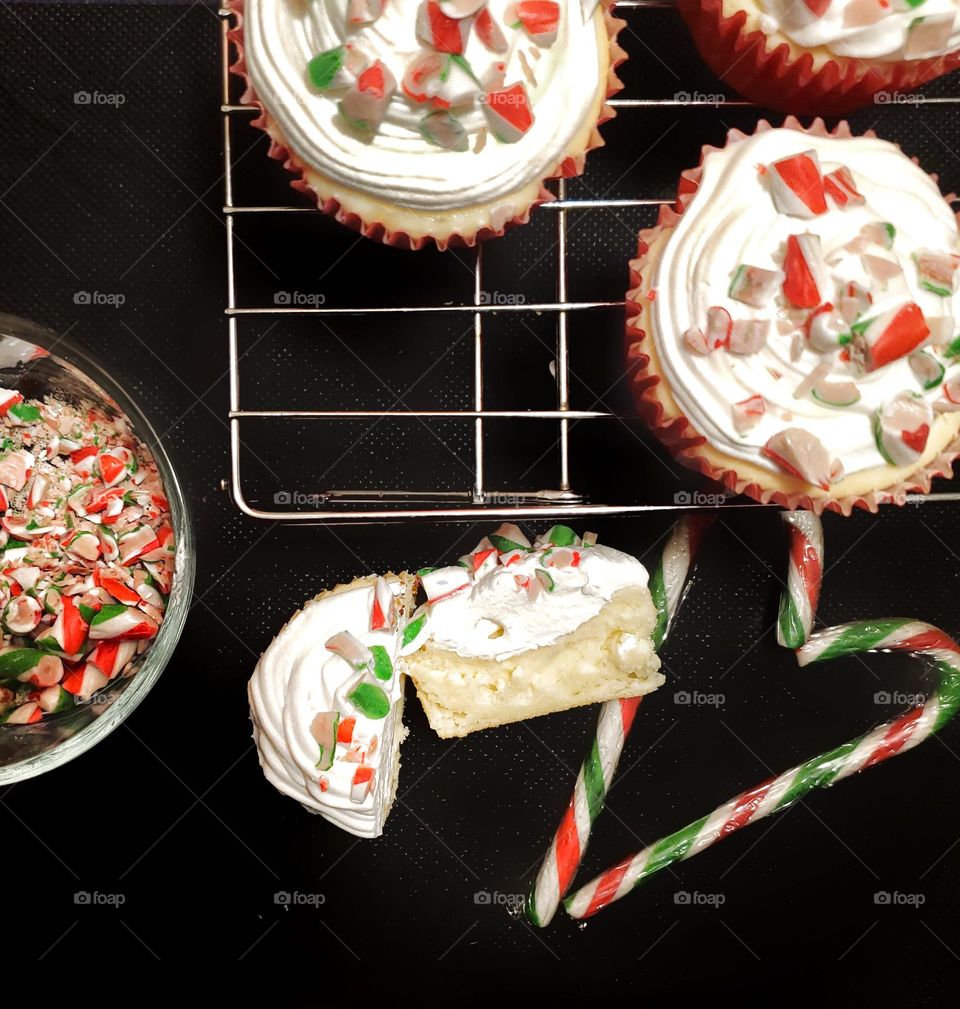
[[677, 0, 960, 115], [626, 119, 960, 514], [229, 0, 624, 249], [248, 525, 661, 835], [0, 390, 175, 724]]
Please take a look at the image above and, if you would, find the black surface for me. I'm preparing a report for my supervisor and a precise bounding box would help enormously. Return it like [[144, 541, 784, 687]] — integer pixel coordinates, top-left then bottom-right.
[[1, 1, 959, 996]]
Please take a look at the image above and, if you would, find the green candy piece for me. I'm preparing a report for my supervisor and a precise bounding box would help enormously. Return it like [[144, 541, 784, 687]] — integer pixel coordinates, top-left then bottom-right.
[[9, 403, 41, 423], [47, 686, 75, 713], [307, 46, 345, 90], [348, 682, 391, 720], [920, 280, 952, 298], [535, 569, 555, 592], [489, 534, 530, 554], [544, 525, 577, 547], [943, 334, 960, 358], [401, 613, 427, 649], [313, 711, 339, 771], [0, 648, 41, 678], [4, 540, 27, 553], [91, 603, 126, 628], [78, 604, 98, 625], [370, 644, 393, 681], [417, 567, 437, 576]]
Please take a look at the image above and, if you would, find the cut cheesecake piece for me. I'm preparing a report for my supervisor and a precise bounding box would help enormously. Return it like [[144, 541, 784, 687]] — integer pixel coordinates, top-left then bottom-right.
[[402, 525, 662, 738], [248, 574, 414, 838]]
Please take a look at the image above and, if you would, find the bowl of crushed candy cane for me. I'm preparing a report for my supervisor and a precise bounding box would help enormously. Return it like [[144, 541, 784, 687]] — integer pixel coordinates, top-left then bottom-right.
[[0, 314, 194, 782]]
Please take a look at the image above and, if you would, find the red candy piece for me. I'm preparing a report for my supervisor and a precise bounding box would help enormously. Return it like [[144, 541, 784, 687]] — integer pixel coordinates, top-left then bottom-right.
[[511, 1, 560, 45], [769, 152, 828, 218], [783, 234, 822, 309], [852, 303, 931, 372], [803, 0, 832, 14], [417, 0, 471, 54], [823, 166, 864, 208], [476, 7, 508, 52], [482, 82, 534, 142]]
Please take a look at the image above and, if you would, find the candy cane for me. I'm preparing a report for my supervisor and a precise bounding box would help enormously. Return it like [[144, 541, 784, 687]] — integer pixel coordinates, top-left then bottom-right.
[[564, 618, 960, 919], [777, 511, 824, 650], [526, 515, 714, 927]]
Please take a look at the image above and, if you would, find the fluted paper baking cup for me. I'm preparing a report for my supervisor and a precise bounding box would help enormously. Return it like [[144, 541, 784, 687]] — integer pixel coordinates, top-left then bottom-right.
[[677, 0, 960, 117]]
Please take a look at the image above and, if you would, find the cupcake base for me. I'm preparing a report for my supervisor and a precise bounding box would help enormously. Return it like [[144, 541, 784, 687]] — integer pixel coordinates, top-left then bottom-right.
[[677, 0, 960, 117], [625, 117, 960, 516], [228, 0, 626, 251]]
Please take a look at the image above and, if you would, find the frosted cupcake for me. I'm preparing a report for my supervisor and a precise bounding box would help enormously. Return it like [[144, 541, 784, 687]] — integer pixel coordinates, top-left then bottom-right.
[[626, 119, 960, 514], [677, 0, 960, 115], [229, 0, 624, 249]]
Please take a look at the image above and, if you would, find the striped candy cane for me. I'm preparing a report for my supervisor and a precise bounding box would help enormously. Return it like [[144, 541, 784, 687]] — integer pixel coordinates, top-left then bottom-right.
[[526, 515, 714, 927], [777, 511, 824, 649], [564, 618, 960, 919]]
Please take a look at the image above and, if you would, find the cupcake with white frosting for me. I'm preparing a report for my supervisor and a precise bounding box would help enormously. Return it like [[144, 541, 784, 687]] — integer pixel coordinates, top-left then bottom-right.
[[626, 119, 960, 514], [677, 0, 960, 114], [229, 0, 625, 249]]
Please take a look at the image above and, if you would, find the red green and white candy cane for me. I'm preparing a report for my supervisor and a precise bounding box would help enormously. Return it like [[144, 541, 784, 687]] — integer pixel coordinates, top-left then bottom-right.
[[564, 618, 960, 919], [777, 511, 824, 650], [526, 515, 714, 927]]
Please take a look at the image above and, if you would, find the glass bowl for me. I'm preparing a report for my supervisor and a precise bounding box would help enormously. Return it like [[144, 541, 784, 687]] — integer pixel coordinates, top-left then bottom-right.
[[0, 313, 195, 783]]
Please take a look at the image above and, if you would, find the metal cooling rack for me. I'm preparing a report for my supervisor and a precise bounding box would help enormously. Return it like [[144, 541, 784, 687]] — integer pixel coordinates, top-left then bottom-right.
[[219, 2, 960, 522]]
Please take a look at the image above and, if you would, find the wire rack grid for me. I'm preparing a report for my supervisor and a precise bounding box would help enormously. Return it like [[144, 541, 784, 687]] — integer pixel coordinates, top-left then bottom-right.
[[219, 1, 960, 523]]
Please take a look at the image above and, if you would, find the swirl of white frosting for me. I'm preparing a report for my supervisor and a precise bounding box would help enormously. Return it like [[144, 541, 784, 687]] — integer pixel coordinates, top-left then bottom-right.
[[758, 0, 960, 60], [243, 0, 601, 210], [650, 128, 960, 479], [248, 578, 404, 838], [422, 543, 649, 659]]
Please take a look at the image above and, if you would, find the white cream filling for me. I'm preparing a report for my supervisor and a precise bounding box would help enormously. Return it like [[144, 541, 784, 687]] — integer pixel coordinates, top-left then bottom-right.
[[423, 544, 649, 660]]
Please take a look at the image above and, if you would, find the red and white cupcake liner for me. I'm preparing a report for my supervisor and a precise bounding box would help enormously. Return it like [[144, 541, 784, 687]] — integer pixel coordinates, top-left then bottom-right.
[[625, 116, 960, 516], [677, 0, 960, 117], [227, 0, 627, 251]]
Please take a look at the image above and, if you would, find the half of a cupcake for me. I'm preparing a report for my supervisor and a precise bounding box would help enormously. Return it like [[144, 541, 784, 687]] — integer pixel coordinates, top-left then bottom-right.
[[248, 574, 414, 838], [230, 0, 625, 249], [248, 526, 662, 834]]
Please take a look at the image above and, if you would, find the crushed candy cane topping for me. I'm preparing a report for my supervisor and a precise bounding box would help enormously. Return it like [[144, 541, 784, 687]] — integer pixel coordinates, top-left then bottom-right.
[[0, 393, 175, 724]]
